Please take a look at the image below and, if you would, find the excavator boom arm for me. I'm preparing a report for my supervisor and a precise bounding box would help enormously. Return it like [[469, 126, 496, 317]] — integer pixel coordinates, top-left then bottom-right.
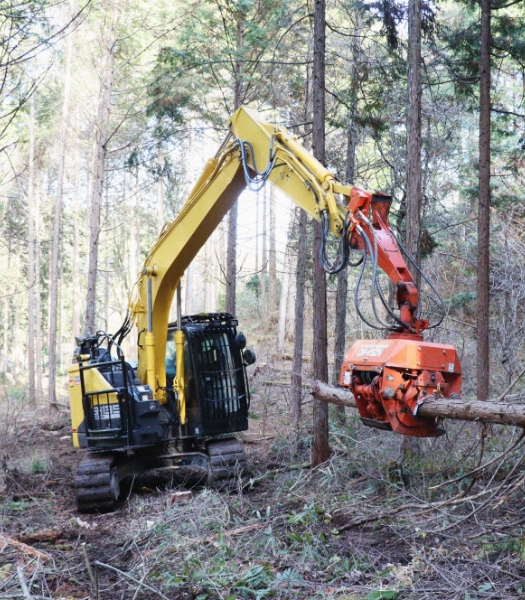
[[129, 107, 437, 438]]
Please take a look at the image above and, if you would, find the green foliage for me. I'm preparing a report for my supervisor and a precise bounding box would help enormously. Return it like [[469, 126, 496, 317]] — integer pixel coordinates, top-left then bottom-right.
[[367, 591, 399, 600], [5, 499, 31, 512], [446, 291, 476, 313]]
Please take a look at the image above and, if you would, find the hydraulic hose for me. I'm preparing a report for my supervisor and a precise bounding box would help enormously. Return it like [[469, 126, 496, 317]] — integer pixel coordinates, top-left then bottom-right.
[[358, 212, 414, 332], [389, 228, 446, 329]]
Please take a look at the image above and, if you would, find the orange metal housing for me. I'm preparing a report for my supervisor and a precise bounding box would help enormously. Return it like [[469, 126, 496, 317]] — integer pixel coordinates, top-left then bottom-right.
[[339, 335, 462, 437]]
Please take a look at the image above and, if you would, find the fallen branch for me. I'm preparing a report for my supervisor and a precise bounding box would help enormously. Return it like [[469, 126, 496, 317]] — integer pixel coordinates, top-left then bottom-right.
[[0, 535, 51, 562], [82, 543, 98, 600], [311, 381, 525, 428], [16, 566, 33, 600]]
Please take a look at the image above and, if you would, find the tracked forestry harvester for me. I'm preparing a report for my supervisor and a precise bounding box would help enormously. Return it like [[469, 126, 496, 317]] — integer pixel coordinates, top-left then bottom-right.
[[68, 107, 461, 512]]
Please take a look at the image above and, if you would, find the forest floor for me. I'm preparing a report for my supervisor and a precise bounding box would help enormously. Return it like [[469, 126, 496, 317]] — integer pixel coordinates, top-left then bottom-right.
[[2, 366, 525, 600]]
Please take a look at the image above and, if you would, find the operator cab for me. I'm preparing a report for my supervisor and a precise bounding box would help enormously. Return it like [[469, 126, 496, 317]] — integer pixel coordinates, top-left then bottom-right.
[[165, 313, 255, 438]]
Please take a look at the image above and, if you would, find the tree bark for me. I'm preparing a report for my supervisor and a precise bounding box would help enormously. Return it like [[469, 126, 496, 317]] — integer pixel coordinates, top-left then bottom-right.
[[311, 0, 329, 466], [184, 122, 195, 314], [2, 245, 10, 373], [260, 185, 268, 311], [48, 32, 72, 406], [225, 5, 245, 315], [205, 238, 214, 312], [268, 185, 277, 314], [277, 209, 294, 353], [291, 208, 307, 424], [85, 5, 118, 335], [72, 145, 81, 339], [477, 0, 491, 401], [312, 381, 525, 429], [406, 0, 422, 281], [291, 52, 313, 426], [35, 170, 43, 399], [13, 253, 21, 376], [157, 143, 164, 234], [27, 96, 36, 404], [332, 32, 359, 419]]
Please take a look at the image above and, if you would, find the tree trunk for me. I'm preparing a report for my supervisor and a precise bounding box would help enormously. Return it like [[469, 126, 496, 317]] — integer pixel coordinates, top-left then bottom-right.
[[255, 189, 260, 275], [185, 263, 194, 315], [406, 0, 422, 282], [225, 6, 245, 315], [311, 0, 329, 466], [134, 172, 141, 273], [277, 209, 294, 353], [58, 257, 64, 369], [72, 145, 81, 339], [268, 185, 277, 315], [260, 185, 268, 312], [27, 96, 36, 404], [85, 5, 118, 335], [311, 381, 525, 429], [291, 52, 313, 426], [291, 208, 307, 424], [13, 253, 21, 376], [2, 246, 10, 373], [184, 122, 195, 314], [332, 35, 359, 420], [35, 169, 43, 400], [205, 238, 214, 312], [48, 32, 72, 407], [477, 0, 491, 401], [157, 144, 164, 234]]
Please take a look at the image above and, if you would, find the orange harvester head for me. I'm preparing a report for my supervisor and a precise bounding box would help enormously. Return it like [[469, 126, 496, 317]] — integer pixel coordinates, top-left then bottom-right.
[[339, 337, 462, 437]]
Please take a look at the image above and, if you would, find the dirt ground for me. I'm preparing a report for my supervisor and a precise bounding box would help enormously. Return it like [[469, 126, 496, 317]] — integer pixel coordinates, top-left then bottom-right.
[[2, 396, 525, 599]]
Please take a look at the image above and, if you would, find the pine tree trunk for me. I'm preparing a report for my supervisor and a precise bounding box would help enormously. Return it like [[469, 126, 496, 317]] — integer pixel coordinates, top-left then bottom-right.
[[185, 263, 194, 315], [48, 33, 72, 407], [13, 253, 21, 376], [477, 0, 491, 401], [85, 5, 118, 335], [291, 208, 307, 423], [255, 189, 260, 275], [291, 53, 313, 425], [312, 381, 525, 429], [35, 170, 43, 400], [205, 239, 213, 312], [260, 186, 268, 312], [277, 209, 294, 353], [332, 31, 359, 421], [406, 0, 422, 280], [135, 172, 141, 272], [184, 122, 195, 314], [157, 144, 164, 234], [58, 257, 64, 369], [2, 247, 10, 374], [27, 97, 36, 404], [311, 0, 330, 466], [72, 146, 81, 339], [225, 8, 245, 315], [268, 186, 277, 315]]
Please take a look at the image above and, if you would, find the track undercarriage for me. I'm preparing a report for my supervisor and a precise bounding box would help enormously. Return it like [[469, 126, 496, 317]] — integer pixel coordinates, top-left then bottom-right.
[[75, 438, 247, 513]]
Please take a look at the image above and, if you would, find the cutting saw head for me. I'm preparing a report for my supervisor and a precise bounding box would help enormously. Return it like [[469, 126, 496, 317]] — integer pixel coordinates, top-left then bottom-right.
[[339, 334, 462, 437]]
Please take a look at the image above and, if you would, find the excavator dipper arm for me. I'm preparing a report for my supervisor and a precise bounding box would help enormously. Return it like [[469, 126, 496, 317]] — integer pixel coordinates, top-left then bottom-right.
[[129, 106, 461, 437]]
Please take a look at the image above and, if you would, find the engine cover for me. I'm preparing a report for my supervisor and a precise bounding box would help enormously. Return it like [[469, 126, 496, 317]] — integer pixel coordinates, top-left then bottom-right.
[[339, 335, 462, 437]]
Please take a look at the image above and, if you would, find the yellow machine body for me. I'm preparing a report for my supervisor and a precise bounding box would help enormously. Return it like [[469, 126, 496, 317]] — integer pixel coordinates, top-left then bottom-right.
[[68, 361, 118, 448]]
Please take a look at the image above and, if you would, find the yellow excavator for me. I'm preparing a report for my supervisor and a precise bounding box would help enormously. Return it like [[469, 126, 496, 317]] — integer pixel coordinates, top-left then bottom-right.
[[68, 107, 462, 512]]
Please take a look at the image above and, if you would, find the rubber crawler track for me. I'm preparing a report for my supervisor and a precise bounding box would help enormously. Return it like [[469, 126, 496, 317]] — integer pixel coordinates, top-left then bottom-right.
[[207, 439, 247, 485], [75, 454, 119, 513]]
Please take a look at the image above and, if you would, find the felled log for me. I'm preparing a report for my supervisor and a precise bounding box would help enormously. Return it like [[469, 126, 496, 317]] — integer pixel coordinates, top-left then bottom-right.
[[311, 381, 525, 428]]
